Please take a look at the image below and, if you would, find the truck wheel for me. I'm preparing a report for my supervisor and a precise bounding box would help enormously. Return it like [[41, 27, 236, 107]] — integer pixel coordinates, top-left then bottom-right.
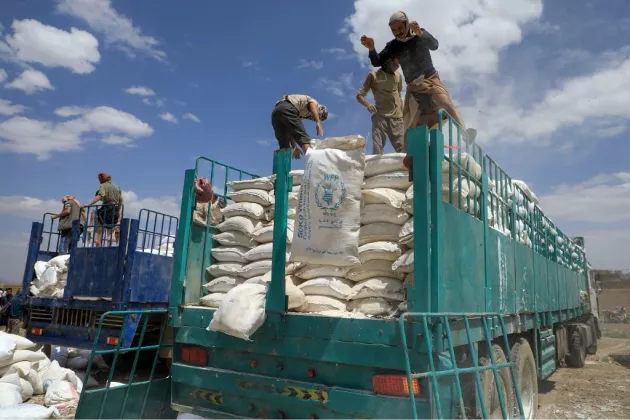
[[586, 319, 598, 355], [510, 338, 538, 419], [566, 329, 586, 368], [468, 343, 515, 419]]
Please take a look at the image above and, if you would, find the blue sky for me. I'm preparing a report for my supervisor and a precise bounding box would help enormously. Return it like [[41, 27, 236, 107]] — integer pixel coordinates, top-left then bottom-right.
[[1, 0, 629, 283]]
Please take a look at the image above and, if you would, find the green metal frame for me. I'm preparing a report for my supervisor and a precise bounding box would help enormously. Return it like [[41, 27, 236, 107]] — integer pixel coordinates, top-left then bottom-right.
[[75, 309, 175, 419]]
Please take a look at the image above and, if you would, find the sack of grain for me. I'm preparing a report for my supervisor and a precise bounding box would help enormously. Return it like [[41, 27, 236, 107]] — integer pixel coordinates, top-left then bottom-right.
[[228, 189, 274, 207], [221, 202, 266, 220], [295, 295, 347, 313], [210, 246, 250, 263], [362, 171, 411, 190], [346, 259, 405, 282], [207, 283, 267, 340], [392, 249, 414, 273], [347, 277, 405, 301], [216, 216, 262, 236], [348, 297, 399, 316], [361, 188, 406, 209], [213, 231, 258, 248], [252, 220, 294, 244], [364, 153, 406, 177], [203, 276, 244, 293], [359, 223, 401, 246], [297, 277, 354, 300], [240, 260, 273, 279], [294, 265, 351, 281], [227, 177, 274, 192], [358, 241, 402, 264], [199, 293, 226, 308], [361, 204, 409, 225], [206, 263, 243, 278]]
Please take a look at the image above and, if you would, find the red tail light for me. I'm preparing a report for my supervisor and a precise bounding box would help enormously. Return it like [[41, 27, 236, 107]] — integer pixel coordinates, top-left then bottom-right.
[[106, 336, 119, 346], [181, 345, 208, 366], [30, 328, 43, 336], [372, 374, 421, 397]]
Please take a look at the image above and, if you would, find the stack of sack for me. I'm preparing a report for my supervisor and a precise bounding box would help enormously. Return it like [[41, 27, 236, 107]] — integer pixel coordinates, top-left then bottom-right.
[[441, 151, 483, 216], [138, 235, 176, 256], [30, 254, 70, 298], [0, 332, 85, 417]]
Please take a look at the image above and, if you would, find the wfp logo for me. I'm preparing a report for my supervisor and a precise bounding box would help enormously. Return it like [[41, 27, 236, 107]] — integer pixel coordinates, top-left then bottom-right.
[[314, 173, 346, 210]]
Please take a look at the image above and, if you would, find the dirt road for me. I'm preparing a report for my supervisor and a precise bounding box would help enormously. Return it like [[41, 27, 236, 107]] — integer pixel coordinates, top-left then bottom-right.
[[538, 332, 630, 419]]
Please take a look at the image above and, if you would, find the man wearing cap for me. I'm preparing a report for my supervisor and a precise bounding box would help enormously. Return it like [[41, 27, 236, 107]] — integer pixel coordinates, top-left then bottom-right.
[[271, 94, 328, 160], [360, 11, 476, 148], [356, 58, 404, 154]]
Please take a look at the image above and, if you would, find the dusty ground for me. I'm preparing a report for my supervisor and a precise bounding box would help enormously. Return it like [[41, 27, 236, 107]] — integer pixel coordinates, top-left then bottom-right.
[[538, 323, 630, 419]]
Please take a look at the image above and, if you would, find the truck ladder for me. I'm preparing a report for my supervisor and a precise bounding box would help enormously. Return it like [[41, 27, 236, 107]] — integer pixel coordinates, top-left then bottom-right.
[[398, 312, 525, 419]]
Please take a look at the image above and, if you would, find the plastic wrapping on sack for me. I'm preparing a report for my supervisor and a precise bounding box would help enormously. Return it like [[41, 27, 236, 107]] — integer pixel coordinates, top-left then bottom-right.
[[42, 360, 83, 394], [227, 177, 275, 192], [297, 277, 355, 300], [45, 380, 79, 409], [0, 404, 60, 419], [295, 295, 347, 313], [364, 153, 406, 177], [0, 375, 22, 407], [361, 204, 409, 225], [207, 283, 268, 340], [210, 246, 250, 263], [347, 277, 405, 301], [346, 259, 405, 282], [290, 135, 366, 267], [359, 223, 402, 246], [295, 265, 351, 280], [358, 241, 402, 264], [203, 276, 244, 293], [361, 188, 406, 209]]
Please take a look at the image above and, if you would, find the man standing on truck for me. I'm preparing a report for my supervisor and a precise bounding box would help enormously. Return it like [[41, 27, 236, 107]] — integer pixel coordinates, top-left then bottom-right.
[[360, 11, 476, 160], [356, 58, 405, 154], [51, 195, 86, 254], [85, 172, 123, 247], [272, 94, 328, 160]]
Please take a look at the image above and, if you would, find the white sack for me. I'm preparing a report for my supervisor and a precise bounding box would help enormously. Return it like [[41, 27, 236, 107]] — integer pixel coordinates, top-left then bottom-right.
[[361, 188, 406, 209], [42, 360, 83, 393], [252, 220, 295, 244], [213, 231, 257, 248], [362, 171, 411, 190], [285, 261, 304, 275], [403, 185, 414, 215], [48, 254, 70, 270], [346, 259, 405, 282], [359, 223, 401, 246], [289, 169, 304, 186], [206, 263, 244, 278], [0, 404, 59, 419], [361, 204, 409, 225], [348, 277, 405, 301], [34, 261, 48, 280], [37, 266, 60, 290], [244, 242, 290, 262], [399, 217, 414, 247], [207, 283, 267, 341], [228, 189, 274, 207], [348, 297, 399, 316], [298, 277, 354, 300], [442, 152, 482, 180], [227, 177, 275, 192], [203, 276, 244, 293], [211, 246, 250, 263], [248, 273, 306, 310], [0, 335, 16, 363], [364, 153, 406, 177], [392, 249, 414, 273], [0, 349, 47, 368], [199, 293, 225, 308], [45, 380, 79, 409], [240, 260, 273, 279], [221, 202, 266, 220], [295, 265, 351, 280], [295, 295, 347, 313], [512, 180, 540, 205], [5, 361, 44, 395], [358, 241, 402, 263], [290, 135, 365, 267], [216, 216, 262, 236], [0, 377, 22, 408]]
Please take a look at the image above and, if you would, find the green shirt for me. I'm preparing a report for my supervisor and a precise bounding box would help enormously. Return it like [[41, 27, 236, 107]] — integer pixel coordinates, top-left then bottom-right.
[[357, 69, 403, 119], [98, 181, 122, 205], [58, 200, 82, 231]]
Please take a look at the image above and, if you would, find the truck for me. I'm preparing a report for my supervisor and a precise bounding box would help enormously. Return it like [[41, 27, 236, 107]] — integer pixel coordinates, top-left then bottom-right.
[[74, 118, 601, 419], [21, 206, 178, 353]]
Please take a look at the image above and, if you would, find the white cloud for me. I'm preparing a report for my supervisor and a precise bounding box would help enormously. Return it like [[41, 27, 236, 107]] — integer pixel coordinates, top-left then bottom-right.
[[314, 72, 354, 98], [6, 69, 54, 94], [124, 85, 155, 96], [0, 98, 27, 116], [256, 139, 272, 146], [0, 19, 100, 74], [297, 59, 324, 70], [57, 0, 167, 61], [0, 68, 7, 83], [101, 135, 133, 145], [321, 47, 352, 60], [159, 112, 178, 124], [0, 106, 153, 159], [182, 113, 201, 123], [345, 0, 542, 84], [0, 232, 30, 286], [539, 172, 630, 224], [142, 97, 165, 107]]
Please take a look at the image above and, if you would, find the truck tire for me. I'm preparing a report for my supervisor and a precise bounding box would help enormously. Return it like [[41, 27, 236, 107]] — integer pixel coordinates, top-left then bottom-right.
[[586, 318, 598, 355], [467, 343, 515, 419], [510, 338, 538, 419], [566, 328, 586, 368]]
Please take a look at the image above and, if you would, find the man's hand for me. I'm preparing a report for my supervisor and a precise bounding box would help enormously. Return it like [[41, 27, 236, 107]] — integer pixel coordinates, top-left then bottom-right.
[[366, 103, 377, 113], [316, 122, 324, 137], [360, 35, 375, 50], [51, 215, 58, 220], [292, 147, 303, 160], [410, 21, 423, 37]]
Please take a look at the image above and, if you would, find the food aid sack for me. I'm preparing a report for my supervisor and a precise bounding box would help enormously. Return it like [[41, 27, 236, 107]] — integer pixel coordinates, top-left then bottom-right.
[[0, 404, 60, 419], [290, 135, 365, 266], [207, 283, 267, 341]]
